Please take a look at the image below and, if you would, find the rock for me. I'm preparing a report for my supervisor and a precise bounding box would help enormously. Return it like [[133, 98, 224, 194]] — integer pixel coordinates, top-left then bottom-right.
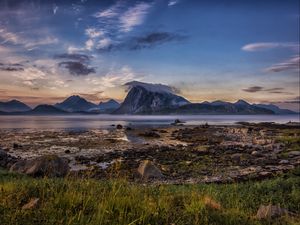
[[137, 160, 163, 180], [13, 143, 22, 149], [251, 151, 263, 157], [0, 149, 8, 167], [256, 204, 289, 219], [231, 153, 243, 163], [10, 155, 69, 178], [288, 151, 300, 157], [22, 198, 40, 210], [203, 196, 221, 210], [64, 150, 71, 154], [0, 149, 17, 168], [116, 124, 123, 129], [279, 160, 289, 165], [139, 131, 161, 138]]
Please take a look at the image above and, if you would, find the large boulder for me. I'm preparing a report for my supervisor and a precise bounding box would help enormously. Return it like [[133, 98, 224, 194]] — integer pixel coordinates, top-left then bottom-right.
[[256, 204, 290, 219], [0, 149, 18, 168], [137, 160, 163, 180], [10, 155, 69, 177]]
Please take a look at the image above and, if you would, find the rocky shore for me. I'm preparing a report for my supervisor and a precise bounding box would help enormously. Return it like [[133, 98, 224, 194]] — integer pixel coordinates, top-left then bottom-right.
[[0, 122, 299, 183]]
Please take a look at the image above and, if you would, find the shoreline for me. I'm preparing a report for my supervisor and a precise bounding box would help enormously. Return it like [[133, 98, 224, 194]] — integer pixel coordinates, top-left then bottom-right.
[[1, 122, 299, 184]]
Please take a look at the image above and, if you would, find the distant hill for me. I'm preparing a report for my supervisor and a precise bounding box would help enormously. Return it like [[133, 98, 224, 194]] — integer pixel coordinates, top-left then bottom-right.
[[0, 100, 31, 112], [0, 84, 297, 115], [97, 99, 120, 113], [253, 104, 296, 114], [30, 105, 68, 114], [55, 95, 97, 112], [167, 102, 274, 115]]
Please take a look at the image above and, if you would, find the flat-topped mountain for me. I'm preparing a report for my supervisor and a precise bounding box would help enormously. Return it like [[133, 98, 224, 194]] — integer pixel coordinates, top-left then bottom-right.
[[114, 81, 190, 114]]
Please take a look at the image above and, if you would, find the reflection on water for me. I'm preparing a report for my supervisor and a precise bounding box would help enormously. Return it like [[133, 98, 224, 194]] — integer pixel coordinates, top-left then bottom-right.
[[0, 114, 299, 129]]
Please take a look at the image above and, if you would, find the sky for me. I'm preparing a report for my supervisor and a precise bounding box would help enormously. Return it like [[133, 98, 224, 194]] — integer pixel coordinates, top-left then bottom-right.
[[0, 0, 299, 111]]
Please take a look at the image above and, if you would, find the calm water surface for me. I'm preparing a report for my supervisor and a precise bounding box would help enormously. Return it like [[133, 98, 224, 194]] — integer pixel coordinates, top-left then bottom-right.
[[0, 114, 299, 130]]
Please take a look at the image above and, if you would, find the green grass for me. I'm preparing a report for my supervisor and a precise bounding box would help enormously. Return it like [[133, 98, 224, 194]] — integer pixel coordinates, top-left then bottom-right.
[[0, 169, 299, 225]]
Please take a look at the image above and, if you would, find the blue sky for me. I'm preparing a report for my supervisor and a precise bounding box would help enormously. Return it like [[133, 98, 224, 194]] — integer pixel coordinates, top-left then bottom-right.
[[0, 0, 299, 110]]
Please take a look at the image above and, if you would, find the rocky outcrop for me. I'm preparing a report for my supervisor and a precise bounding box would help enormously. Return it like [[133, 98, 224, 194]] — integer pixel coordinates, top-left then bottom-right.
[[0, 149, 18, 168], [10, 155, 69, 177], [137, 160, 163, 180], [256, 204, 290, 219]]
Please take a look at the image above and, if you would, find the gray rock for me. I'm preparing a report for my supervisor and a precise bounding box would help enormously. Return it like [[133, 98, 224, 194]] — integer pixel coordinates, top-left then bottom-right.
[[0, 149, 17, 168], [288, 151, 300, 157], [279, 160, 289, 164], [231, 153, 243, 163], [251, 151, 263, 157], [10, 155, 69, 177], [256, 204, 290, 219], [137, 160, 163, 180]]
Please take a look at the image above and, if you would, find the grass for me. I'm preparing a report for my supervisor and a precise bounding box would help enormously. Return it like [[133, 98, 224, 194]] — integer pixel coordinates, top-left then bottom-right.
[[0, 169, 300, 225]]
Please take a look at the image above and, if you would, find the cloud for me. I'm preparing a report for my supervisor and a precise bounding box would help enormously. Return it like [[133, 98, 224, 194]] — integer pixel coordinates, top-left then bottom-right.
[[85, 39, 94, 51], [242, 42, 299, 52], [53, 4, 58, 15], [130, 32, 186, 50], [242, 86, 264, 93], [94, 1, 123, 18], [54, 53, 92, 63], [97, 38, 112, 49], [125, 80, 180, 94], [85, 28, 104, 39], [120, 2, 152, 32], [71, 91, 104, 102], [265, 55, 300, 73], [0, 62, 24, 71], [96, 32, 186, 52], [242, 86, 292, 94], [0, 27, 58, 50], [168, 0, 179, 6], [59, 61, 95, 76]]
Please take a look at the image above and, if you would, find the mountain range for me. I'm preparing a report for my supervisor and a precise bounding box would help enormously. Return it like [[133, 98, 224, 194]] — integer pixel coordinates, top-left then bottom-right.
[[0, 81, 297, 115]]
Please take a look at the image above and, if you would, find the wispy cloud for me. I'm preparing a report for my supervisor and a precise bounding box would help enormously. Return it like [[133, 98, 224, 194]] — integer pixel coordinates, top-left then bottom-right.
[[85, 28, 104, 39], [119, 2, 152, 32], [0, 27, 58, 50], [96, 31, 186, 52], [242, 42, 299, 52], [0, 62, 24, 71], [94, 1, 123, 18], [168, 0, 180, 7], [242, 86, 293, 94], [265, 55, 300, 73]]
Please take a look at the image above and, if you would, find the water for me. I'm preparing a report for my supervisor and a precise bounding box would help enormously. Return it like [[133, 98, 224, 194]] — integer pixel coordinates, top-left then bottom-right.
[[0, 114, 299, 129]]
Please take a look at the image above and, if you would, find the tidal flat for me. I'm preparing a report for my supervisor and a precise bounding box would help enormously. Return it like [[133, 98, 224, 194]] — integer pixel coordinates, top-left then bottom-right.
[[0, 122, 300, 224]]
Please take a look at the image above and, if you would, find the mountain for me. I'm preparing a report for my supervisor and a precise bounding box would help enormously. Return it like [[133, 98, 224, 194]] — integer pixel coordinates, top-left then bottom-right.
[[30, 105, 67, 114], [98, 99, 120, 113], [254, 104, 296, 114], [170, 101, 274, 114], [55, 95, 97, 112], [0, 100, 31, 112], [114, 81, 190, 114]]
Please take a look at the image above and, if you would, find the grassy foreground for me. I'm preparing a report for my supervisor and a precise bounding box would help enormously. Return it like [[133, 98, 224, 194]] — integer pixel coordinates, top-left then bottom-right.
[[0, 170, 299, 225]]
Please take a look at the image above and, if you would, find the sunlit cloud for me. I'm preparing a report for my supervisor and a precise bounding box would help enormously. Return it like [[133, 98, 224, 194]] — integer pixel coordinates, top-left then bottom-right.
[[265, 55, 300, 73], [242, 42, 299, 52], [120, 2, 152, 32]]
